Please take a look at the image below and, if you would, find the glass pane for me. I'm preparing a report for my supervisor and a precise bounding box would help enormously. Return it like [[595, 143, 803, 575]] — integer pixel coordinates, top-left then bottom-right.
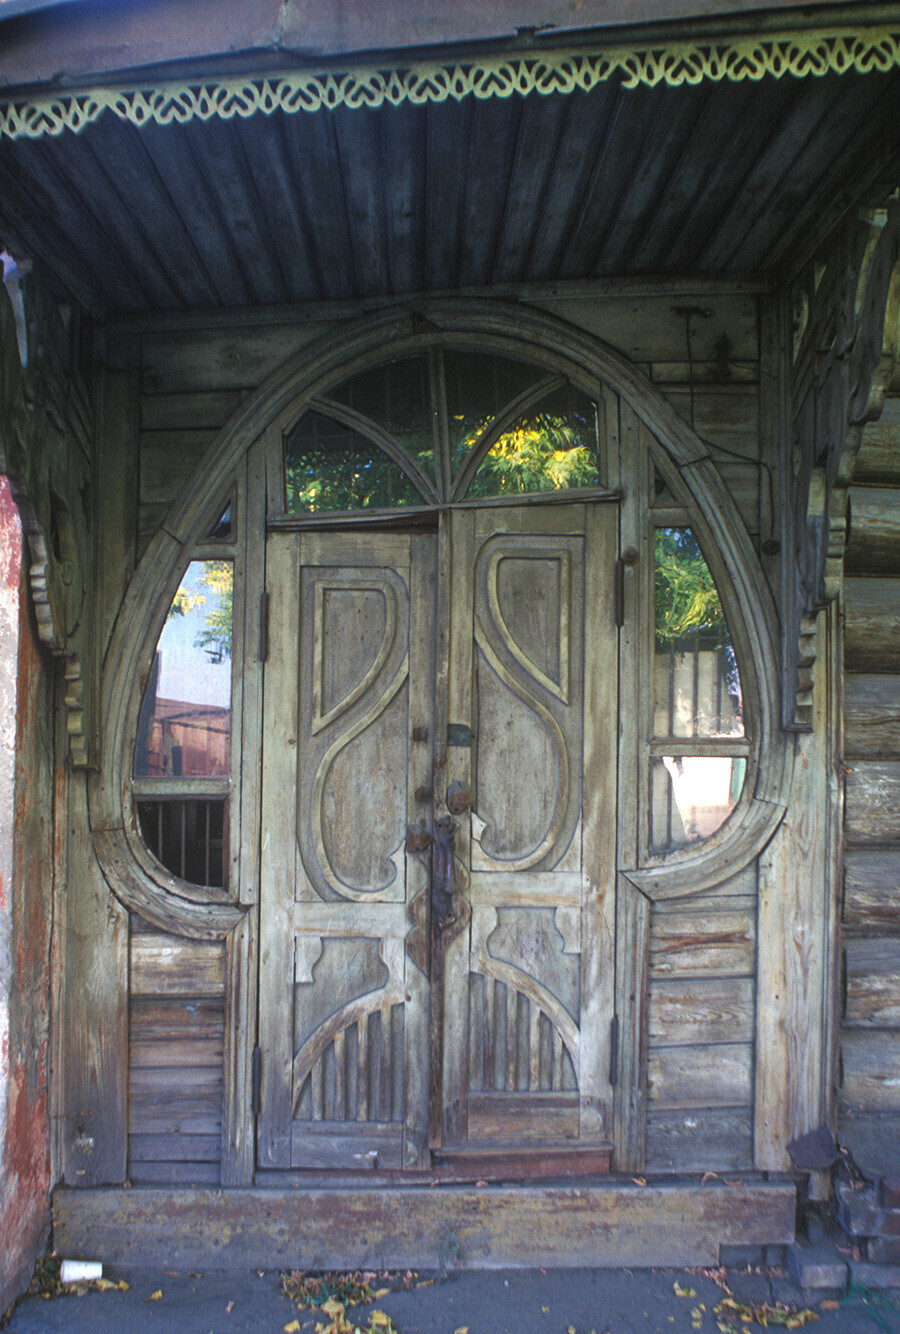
[[285, 411, 423, 513], [467, 383, 601, 498], [206, 502, 232, 541], [654, 528, 743, 737], [650, 754, 746, 853], [444, 349, 545, 477], [136, 797, 227, 888], [327, 355, 435, 481], [134, 560, 233, 778]]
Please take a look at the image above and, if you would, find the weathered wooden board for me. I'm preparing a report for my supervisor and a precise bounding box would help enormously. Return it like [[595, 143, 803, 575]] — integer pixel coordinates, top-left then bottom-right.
[[62, 776, 129, 1186], [844, 850, 900, 927], [52, 1181, 796, 1270], [130, 998, 225, 1042], [844, 761, 900, 846], [646, 1107, 753, 1171], [126, 1162, 222, 1186], [844, 940, 900, 1027], [844, 675, 900, 758], [844, 579, 900, 673], [846, 487, 900, 574], [550, 295, 758, 365], [139, 429, 218, 504], [142, 324, 325, 395], [647, 1043, 752, 1109], [649, 978, 754, 1045], [650, 909, 755, 977], [130, 934, 226, 998], [128, 1134, 222, 1163], [840, 1030, 900, 1112], [837, 1109, 900, 1178], [140, 389, 243, 431]]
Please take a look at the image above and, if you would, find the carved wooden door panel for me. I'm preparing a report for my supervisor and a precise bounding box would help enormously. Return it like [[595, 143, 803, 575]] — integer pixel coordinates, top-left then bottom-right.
[[257, 531, 435, 1171], [435, 504, 618, 1161], [257, 504, 617, 1173]]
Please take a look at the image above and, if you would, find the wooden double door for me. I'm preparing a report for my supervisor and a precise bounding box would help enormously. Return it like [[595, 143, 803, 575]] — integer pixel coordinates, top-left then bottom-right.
[[257, 503, 618, 1174]]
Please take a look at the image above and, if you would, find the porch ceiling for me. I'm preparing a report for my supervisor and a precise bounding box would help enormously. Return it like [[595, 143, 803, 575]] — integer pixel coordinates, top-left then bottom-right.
[[2, 62, 900, 317]]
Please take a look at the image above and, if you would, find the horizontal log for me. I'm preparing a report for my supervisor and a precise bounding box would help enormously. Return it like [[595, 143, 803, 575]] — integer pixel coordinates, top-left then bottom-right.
[[840, 1030, 900, 1112], [648, 1043, 752, 1110], [130, 934, 226, 999], [844, 849, 900, 927], [844, 940, 900, 1027], [130, 998, 225, 1043], [844, 761, 900, 846], [844, 675, 900, 758], [646, 1106, 753, 1172], [845, 487, 900, 574], [650, 864, 757, 911], [648, 978, 754, 1046], [837, 1109, 900, 1178], [128, 1133, 222, 1163], [650, 910, 755, 978], [141, 390, 242, 431], [856, 401, 900, 484], [52, 1181, 796, 1270], [844, 579, 900, 673]]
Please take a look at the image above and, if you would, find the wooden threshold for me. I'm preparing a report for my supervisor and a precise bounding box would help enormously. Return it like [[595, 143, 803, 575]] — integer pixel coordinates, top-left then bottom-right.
[[53, 1179, 796, 1271]]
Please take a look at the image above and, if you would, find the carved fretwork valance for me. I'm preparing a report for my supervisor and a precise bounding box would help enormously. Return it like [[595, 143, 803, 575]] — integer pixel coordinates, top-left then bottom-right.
[[787, 196, 900, 728], [0, 262, 96, 766]]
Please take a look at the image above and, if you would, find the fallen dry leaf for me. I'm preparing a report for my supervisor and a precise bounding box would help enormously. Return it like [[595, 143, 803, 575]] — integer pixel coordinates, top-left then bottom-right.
[[674, 1282, 698, 1298], [454, 1327, 470, 1334], [284, 1323, 302, 1333], [819, 1299, 839, 1311], [149, 1290, 162, 1301], [632, 1176, 647, 1186], [701, 1172, 719, 1184], [225, 1299, 234, 1313]]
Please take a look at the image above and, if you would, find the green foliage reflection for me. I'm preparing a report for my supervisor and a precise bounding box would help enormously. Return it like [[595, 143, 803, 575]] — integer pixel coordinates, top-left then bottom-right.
[[654, 528, 728, 647], [467, 409, 599, 497]]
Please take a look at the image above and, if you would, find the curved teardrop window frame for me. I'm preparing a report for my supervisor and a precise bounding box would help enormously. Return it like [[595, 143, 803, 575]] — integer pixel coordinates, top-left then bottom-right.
[[90, 302, 790, 939]]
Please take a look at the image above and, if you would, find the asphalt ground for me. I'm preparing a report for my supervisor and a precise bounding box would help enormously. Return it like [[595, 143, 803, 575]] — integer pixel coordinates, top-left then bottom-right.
[[4, 1263, 900, 1334]]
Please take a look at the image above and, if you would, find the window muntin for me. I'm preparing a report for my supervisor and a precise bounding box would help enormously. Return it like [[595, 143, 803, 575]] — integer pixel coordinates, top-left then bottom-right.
[[653, 528, 743, 739], [284, 411, 425, 513], [280, 349, 604, 513], [466, 383, 601, 498], [133, 558, 233, 891], [134, 560, 233, 779], [648, 527, 747, 855]]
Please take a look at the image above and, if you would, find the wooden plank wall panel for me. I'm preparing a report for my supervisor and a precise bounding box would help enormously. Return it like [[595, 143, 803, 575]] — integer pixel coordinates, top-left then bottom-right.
[[645, 868, 756, 1171], [128, 918, 226, 1185], [839, 388, 900, 1178]]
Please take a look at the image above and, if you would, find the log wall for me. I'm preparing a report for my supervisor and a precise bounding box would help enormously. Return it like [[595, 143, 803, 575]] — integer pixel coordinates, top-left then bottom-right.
[[839, 397, 900, 1175]]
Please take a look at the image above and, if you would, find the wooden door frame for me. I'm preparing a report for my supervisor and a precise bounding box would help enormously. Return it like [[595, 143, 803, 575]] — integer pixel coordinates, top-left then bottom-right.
[[87, 299, 793, 1184]]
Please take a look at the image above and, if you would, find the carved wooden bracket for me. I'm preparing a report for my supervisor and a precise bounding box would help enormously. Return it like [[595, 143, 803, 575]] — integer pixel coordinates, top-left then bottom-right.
[[0, 261, 96, 766], [787, 195, 900, 728]]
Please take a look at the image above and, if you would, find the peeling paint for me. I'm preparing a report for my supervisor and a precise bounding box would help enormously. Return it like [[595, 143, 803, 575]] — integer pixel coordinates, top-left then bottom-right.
[[0, 475, 54, 1317]]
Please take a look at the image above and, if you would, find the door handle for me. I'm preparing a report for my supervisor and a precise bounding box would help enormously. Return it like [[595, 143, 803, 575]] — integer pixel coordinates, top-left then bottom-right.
[[431, 815, 456, 933]]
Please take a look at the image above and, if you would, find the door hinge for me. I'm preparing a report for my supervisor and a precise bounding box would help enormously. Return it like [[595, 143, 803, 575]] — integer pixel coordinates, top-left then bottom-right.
[[609, 1015, 619, 1086], [251, 1045, 262, 1115], [259, 591, 269, 662], [614, 558, 625, 627]]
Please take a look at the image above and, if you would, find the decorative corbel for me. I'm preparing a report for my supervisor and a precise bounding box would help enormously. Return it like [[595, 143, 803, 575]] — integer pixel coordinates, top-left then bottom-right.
[[0, 255, 96, 766], [786, 197, 900, 728]]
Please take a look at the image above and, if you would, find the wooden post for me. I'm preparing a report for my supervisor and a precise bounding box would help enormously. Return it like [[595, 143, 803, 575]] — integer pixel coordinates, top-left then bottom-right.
[[755, 606, 841, 1193]]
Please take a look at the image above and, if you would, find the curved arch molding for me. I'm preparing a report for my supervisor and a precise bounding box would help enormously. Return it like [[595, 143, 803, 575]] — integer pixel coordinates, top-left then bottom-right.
[[90, 299, 792, 935], [3, 25, 900, 140]]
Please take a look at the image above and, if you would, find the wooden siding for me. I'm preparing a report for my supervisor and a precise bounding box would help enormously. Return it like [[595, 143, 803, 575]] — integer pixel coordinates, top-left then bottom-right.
[[128, 916, 226, 1185], [645, 867, 757, 1171], [839, 397, 900, 1177]]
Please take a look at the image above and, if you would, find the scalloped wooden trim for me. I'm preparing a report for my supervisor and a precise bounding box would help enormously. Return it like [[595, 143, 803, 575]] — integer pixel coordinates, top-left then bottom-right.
[[3, 26, 900, 141]]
